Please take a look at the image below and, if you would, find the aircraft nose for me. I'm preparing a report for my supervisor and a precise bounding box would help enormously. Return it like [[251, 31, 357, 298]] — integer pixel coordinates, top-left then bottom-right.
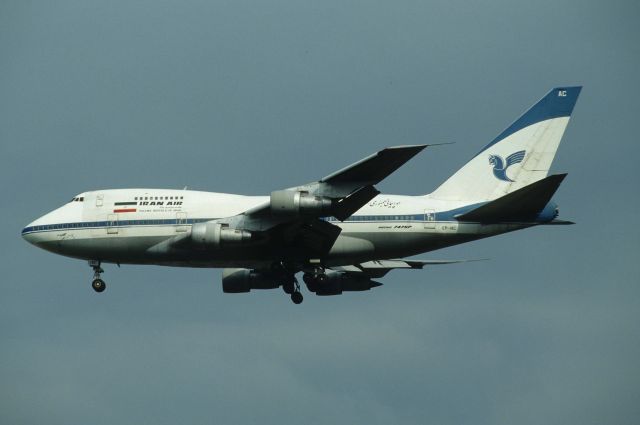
[[21, 220, 39, 246], [23, 201, 85, 251]]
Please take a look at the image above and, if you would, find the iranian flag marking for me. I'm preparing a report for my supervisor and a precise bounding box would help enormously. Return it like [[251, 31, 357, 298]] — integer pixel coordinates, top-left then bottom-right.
[[114, 201, 137, 213]]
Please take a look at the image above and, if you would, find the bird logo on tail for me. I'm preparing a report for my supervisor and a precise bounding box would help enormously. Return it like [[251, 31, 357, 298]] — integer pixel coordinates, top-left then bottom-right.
[[488, 150, 526, 182]]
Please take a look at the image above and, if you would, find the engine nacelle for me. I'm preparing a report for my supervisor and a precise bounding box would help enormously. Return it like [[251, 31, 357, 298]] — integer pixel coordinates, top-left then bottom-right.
[[222, 268, 280, 293], [191, 222, 251, 247], [270, 190, 332, 216], [304, 271, 382, 296]]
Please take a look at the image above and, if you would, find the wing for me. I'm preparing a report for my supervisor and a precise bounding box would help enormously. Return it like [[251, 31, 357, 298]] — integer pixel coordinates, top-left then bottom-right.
[[243, 145, 427, 221], [320, 145, 427, 187], [237, 145, 427, 256], [505, 150, 526, 167], [330, 258, 486, 278], [300, 258, 485, 295], [165, 145, 427, 259]]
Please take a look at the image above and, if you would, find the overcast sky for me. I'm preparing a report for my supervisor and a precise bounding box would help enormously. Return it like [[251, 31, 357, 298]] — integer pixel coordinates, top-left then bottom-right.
[[1, 1, 639, 424]]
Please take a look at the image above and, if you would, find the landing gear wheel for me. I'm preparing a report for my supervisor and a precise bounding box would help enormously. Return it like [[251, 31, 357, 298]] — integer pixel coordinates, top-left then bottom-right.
[[92, 278, 106, 293], [282, 282, 294, 295], [89, 260, 106, 293], [291, 291, 303, 304]]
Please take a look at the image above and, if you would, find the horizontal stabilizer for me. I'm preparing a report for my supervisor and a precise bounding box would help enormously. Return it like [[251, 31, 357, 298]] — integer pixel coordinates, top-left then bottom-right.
[[543, 219, 575, 225], [456, 173, 567, 223]]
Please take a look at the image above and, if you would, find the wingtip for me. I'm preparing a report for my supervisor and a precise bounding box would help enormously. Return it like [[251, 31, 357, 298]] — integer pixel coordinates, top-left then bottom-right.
[[547, 219, 576, 225], [426, 142, 455, 147], [384, 144, 428, 151]]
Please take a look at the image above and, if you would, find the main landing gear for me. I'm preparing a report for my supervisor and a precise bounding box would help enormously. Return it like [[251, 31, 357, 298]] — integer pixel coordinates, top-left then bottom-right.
[[290, 282, 303, 305], [281, 276, 304, 304], [89, 260, 106, 293], [302, 268, 328, 292], [273, 263, 304, 305]]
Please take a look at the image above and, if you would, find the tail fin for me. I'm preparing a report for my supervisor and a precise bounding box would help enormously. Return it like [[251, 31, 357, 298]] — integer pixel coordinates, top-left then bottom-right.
[[430, 86, 582, 201]]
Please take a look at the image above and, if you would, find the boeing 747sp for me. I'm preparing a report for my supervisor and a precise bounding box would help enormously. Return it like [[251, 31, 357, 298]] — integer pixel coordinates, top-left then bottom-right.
[[22, 87, 581, 303]]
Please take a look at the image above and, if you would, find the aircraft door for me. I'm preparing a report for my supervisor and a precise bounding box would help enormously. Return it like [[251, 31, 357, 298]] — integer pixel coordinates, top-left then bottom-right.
[[107, 214, 118, 234], [424, 209, 436, 229], [176, 212, 187, 232]]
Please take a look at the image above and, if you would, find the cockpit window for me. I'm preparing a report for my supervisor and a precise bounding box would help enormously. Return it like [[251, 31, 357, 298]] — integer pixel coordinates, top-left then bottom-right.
[[69, 196, 85, 203]]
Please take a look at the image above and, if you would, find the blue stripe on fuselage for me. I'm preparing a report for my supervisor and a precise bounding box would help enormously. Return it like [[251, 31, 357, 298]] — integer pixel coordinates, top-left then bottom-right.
[[20, 204, 482, 235], [21, 200, 557, 236]]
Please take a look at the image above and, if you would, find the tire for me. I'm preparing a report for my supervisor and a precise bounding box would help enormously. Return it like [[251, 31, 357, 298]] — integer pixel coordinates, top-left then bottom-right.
[[291, 291, 303, 304], [282, 282, 295, 294], [92, 278, 106, 293]]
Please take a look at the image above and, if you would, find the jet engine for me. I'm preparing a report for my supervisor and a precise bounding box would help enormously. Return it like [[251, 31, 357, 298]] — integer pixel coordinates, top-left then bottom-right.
[[303, 271, 382, 296], [191, 222, 251, 247], [270, 190, 332, 216], [222, 268, 280, 293]]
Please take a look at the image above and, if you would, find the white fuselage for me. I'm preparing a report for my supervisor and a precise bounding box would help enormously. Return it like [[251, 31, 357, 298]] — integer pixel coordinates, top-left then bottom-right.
[[22, 188, 528, 269]]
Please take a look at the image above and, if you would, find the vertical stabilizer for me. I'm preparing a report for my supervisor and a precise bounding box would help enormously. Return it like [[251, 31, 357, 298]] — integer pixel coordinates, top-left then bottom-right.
[[430, 87, 581, 201]]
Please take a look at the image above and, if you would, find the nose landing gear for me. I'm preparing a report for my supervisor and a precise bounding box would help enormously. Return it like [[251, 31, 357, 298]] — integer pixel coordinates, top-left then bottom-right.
[[89, 260, 106, 293]]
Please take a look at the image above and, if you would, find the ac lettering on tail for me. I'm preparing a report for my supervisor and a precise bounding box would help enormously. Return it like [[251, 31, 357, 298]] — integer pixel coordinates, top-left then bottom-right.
[[558, 90, 567, 97]]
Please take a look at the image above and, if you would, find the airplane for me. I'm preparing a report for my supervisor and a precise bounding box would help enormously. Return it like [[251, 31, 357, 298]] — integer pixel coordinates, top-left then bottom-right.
[[22, 86, 581, 304]]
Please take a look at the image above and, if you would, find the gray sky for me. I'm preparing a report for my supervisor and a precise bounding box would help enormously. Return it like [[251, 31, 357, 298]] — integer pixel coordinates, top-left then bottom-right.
[[1, 1, 639, 424]]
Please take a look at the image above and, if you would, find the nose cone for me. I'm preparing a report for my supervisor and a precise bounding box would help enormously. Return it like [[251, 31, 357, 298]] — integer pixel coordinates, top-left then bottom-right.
[[22, 202, 83, 250], [22, 219, 42, 246]]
